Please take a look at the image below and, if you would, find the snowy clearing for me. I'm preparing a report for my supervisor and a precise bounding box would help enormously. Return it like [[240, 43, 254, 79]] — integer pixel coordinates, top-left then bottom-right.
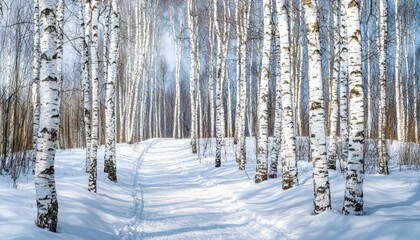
[[1, 138, 419, 239]]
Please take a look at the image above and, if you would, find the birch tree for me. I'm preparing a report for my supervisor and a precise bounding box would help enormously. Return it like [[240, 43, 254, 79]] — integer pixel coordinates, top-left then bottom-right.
[[236, 0, 251, 171], [35, 0, 59, 231], [413, 21, 418, 143], [32, 0, 41, 167], [327, 0, 340, 170], [378, 0, 389, 175], [102, 0, 110, 82], [171, 5, 183, 139], [303, 0, 331, 213], [208, 1, 215, 138], [269, 1, 282, 179], [394, 0, 405, 141], [88, 0, 100, 193], [255, 0, 272, 183], [214, 0, 227, 167], [83, 0, 92, 172], [342, 0, 365, 215], [104, 0, 119, 182], [188, 0, 198, 154], [56, 0, 64, 108], [339, 0, 349, 171], [276, 0, 298, 189]]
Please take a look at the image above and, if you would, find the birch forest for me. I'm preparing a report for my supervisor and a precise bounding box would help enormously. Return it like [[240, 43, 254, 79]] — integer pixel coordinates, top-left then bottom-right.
[[0, 0, 419, 237]]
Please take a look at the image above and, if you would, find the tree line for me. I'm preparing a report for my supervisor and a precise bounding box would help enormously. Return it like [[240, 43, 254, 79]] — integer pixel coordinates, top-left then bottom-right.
[[0, 0, 418, 233]]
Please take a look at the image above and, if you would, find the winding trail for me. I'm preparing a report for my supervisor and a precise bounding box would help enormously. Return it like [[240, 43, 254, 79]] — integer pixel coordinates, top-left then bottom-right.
[[130, 139, 284, 240]]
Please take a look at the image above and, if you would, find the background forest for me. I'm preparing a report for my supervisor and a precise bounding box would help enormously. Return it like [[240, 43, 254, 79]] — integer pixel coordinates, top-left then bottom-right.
[[0, 0, 419, 237]]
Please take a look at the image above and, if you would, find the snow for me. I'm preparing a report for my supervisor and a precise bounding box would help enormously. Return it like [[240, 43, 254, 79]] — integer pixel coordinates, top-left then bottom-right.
[[1, 138, 419, 239]]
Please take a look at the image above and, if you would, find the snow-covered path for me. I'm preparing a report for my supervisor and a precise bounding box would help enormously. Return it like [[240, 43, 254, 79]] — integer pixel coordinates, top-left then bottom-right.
[[134, 139, 284, 240]]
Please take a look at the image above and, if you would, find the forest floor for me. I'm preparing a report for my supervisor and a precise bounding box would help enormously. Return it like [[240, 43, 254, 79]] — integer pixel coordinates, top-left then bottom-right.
[[0, 138, 419, 239]]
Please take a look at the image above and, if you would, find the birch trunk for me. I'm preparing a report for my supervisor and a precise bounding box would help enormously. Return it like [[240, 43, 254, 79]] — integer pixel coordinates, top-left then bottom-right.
[[35, 0, 59, 231], [327, 0, 340, 170], [32, 0, 41, 167], [237, 0, 251, 171], [172, 7, 182, 139], [225, 2, 232, 138], [378, 0, 388, 175], [88, 0, 100, 193], [277, 0, 298, 189], [234, 0, 242, 145], [340, 0, 349, 171], [413, 25, 418, 142], [188, 0, 198, 154], [208, 2, 215, 138], [404, 29, 410, 141], [269, 2, 282, 179], [366, 0, 373, 138], [342, 0, 365, 215], [103, 0, 110, 82], [394, 0, 404, 141], [104, 0, 119, 182], [83, 0, 92, 172], [56, 0, 64, 148], [214, 0, 226, 167], [303, 0, 331, 213], [255, 0, 272, 184]]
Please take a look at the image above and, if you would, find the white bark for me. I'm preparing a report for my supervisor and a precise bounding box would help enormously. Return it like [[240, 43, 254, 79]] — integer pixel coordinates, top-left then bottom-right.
[[83, 0, 92, 172], [340, 0, 349, 170], [394, 0, 404, 141], [103, 0, 110, 83], [104, 0, 119, 182], [172, 6, 182, 139], [214, 0, 226, 167], [225, 3, 232, 138], [234, 0, 241, 145], [366, 0, 373, 138], [56, 0, 64, 148], [277, 0, 298, 189], [88, 0, 100, 193], [378, 0, 388, 175], [208, 2, 215, 138], [188, 0, 198, 153], [269, 2, 282, 179], [342, 0, 365, 216], [327, 0, 340, 170], [35, 0, 59, 231], [413, 25, 418, 142], [255, 0, 272, 184], [303, 0, 331, 213], [32, 0, 41, 166], [236, 0, 251, 171]]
